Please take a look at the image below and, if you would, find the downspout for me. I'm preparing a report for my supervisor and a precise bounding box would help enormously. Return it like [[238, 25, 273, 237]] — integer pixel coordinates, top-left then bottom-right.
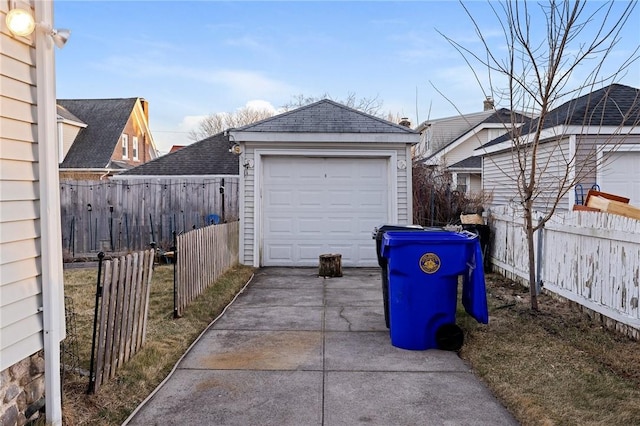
[[36, 2, 64, 425]]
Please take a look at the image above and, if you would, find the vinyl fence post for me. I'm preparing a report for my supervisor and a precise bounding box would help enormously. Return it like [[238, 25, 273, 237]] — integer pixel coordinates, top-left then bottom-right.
[[536, 216, 544, 295]]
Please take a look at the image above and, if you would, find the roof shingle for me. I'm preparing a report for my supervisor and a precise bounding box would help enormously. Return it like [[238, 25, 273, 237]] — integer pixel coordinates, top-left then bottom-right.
[[58, 98, 138, 168], [236, 99, 417, 134], [119, 132, 239, 176]]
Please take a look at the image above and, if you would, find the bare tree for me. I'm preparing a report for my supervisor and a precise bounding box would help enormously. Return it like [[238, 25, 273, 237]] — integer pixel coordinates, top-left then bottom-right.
[[443, 0, 639, 309], [188, 106, 275, 141], [282, 92, 386, 118]]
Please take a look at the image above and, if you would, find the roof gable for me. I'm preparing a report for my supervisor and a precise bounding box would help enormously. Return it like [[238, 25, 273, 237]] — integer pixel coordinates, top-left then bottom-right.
[[58, 98, 138, 168], [483, 84, 640, 148], [235, 99, 416, 134], [119, 132, 239, 176]]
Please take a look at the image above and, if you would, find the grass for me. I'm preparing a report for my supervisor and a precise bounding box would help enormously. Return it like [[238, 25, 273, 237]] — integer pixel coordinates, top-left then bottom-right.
[[457, 274, 640, 425], [61, 266, 640, 425], [61, 263, 255, 425]]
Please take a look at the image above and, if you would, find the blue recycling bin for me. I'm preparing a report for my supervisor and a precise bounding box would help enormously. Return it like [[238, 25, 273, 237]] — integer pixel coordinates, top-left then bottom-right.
[[381, 230, 488, 351]]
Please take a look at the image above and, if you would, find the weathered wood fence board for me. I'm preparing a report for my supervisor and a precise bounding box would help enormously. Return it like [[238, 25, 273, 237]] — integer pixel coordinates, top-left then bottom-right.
[[91, 249, 154, 393], [175, 221, 239, 317], [489, 206, 640, 338], [60, 177, 239, 258]]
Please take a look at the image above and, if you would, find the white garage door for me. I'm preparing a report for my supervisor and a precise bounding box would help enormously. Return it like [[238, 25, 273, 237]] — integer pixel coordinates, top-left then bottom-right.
[[599, 151, 640, 205], [262, 156, 389, 267]]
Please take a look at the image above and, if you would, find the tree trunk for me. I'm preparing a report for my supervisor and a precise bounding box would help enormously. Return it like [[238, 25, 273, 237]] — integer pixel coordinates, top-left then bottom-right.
[[318, 254, 342, 277]]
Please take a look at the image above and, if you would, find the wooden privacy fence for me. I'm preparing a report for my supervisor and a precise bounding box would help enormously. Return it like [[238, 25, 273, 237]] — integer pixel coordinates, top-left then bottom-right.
[[174, 221, 239, 317], [88, 249, 155, 394], [59, 177, 240, 258], [489, 205, 640, 339]]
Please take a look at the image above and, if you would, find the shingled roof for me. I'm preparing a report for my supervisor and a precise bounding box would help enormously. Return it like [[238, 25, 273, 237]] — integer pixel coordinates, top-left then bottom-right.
[[119, 132, 239, 176], [58, 98, 138, 168], [424, 108, 528, 162], [483, 84, 640, 148], [235, 99, 417, 134]]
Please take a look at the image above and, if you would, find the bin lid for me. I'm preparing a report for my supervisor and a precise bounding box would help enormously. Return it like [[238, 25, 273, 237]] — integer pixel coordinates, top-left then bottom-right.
[[381, 230, 478, 259]]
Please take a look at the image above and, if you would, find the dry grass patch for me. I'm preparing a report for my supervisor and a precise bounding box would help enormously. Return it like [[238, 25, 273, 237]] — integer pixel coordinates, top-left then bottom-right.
[[61, 263, 254, 425], [458, 274, 640, 425]]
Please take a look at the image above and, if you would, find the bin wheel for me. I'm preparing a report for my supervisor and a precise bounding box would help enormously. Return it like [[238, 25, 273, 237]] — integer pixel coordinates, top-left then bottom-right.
[[435, 323, 464, 351]]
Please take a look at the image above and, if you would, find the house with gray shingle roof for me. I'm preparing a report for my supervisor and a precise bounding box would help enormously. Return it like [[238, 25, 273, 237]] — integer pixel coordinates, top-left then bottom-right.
[[229, 99, 420, 267], [414, 101, 529, 195], [116, 132, 239, 177], [57, 98, 159, 179], [477, 83, 640, 211]]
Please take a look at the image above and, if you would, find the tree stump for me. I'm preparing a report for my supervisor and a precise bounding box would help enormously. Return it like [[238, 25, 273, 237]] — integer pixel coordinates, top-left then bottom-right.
[[319, 253, 342, 277]]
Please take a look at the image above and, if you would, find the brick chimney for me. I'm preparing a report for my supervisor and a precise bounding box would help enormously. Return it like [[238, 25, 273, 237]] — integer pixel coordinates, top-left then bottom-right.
[[483, 96, 494, 111], [140, 98, 149, 123], [399, 117, 411, 128]]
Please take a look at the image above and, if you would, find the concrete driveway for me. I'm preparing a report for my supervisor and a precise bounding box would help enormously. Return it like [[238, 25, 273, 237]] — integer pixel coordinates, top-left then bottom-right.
[[125, 267, 517, 425]]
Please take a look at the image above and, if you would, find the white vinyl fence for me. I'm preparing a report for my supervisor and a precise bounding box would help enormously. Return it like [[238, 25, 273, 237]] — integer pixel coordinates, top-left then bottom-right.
[[489, 205, 640, 339]]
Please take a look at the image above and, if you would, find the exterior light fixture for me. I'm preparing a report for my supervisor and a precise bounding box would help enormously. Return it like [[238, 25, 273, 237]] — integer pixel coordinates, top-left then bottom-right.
[[5, 7, 35, 36], [5, 5, 71, 48]]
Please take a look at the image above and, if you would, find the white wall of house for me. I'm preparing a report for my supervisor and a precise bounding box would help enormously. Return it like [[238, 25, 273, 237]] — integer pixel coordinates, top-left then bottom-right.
[[482, 137, 573, 212], [1, 2, 45, 372], [237, 139, 413, 267], [58, 120, 83, 162], [1, 0, 65, 423]]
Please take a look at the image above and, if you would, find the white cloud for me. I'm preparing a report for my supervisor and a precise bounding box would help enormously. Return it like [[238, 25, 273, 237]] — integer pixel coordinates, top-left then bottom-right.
[[243, 99, 277, 113]]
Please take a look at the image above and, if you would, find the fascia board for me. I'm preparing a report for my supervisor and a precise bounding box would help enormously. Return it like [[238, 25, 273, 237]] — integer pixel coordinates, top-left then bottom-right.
[[230, 131, 420, 144], [110, 174, 240, 180]]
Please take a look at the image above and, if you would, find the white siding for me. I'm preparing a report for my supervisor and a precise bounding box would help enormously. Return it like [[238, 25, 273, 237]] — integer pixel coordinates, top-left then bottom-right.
[[0, 4, 43, 371], [60, 122, 82, 160], [240, 142, 411, 266], [483, 138, 573, 213]]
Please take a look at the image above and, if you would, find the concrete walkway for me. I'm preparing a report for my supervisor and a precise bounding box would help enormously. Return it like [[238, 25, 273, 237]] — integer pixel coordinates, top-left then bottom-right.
[[125, 268, 517, 426]]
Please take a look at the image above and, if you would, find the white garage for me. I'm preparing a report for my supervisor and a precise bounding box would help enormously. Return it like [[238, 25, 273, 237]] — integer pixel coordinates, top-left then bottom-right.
[[230, 100, 419, 267], [598, 149, 640, 206]]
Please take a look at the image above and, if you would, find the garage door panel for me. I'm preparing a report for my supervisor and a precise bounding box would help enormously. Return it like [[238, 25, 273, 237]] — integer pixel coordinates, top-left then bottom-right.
[[267, 245, 293, 262], [600, 151, 640, 205], [265, 190, 293, 206], [265, 218, 294, 234], [263, 156, 389, 266], [299, 245, 326, 262], [298, 218, 324, 234]]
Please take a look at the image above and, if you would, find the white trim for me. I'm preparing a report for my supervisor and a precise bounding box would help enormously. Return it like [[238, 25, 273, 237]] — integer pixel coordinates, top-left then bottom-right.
[[122, 134, 129, 159], [132, 136, 139, 161], [231, 131, 419, 144], [252, 148, 399, 267], [57, 121, 64, 163], [479, 125, 640, 155], [56, 117, 87, 128], [238, 150, 247, 265], [568, 134, 577, 207], [405, 145, 413, 223], [110, 174, 240, 180], [35, 1, 63, 423]]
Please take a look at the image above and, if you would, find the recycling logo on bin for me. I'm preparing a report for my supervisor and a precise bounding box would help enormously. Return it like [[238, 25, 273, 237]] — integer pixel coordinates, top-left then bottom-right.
[[419, 252, 441, 274]]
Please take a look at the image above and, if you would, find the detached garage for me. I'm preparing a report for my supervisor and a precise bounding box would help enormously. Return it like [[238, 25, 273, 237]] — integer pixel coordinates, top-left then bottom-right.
[[230, 100, 419, 267]]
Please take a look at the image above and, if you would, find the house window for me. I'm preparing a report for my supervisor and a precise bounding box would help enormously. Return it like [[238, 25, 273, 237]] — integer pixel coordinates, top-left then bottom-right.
[[132, 136, 139, 161], [457, 174, 468, 194], [122, 134, 129, 159]]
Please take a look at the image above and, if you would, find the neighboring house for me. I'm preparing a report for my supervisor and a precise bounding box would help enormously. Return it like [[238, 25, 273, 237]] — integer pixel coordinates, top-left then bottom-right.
[[116, 132, 239, 177], [230, 99, 420, 267], [414, 98, 527, 195], [169, 145, 186, 153], [57, 98, 159, 179], [479, 83, 640, 211], [1, 1, 65, 424]]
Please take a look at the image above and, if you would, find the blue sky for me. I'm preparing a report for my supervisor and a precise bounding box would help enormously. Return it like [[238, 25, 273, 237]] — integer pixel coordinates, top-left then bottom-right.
[[54, 1, 640, 154]]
